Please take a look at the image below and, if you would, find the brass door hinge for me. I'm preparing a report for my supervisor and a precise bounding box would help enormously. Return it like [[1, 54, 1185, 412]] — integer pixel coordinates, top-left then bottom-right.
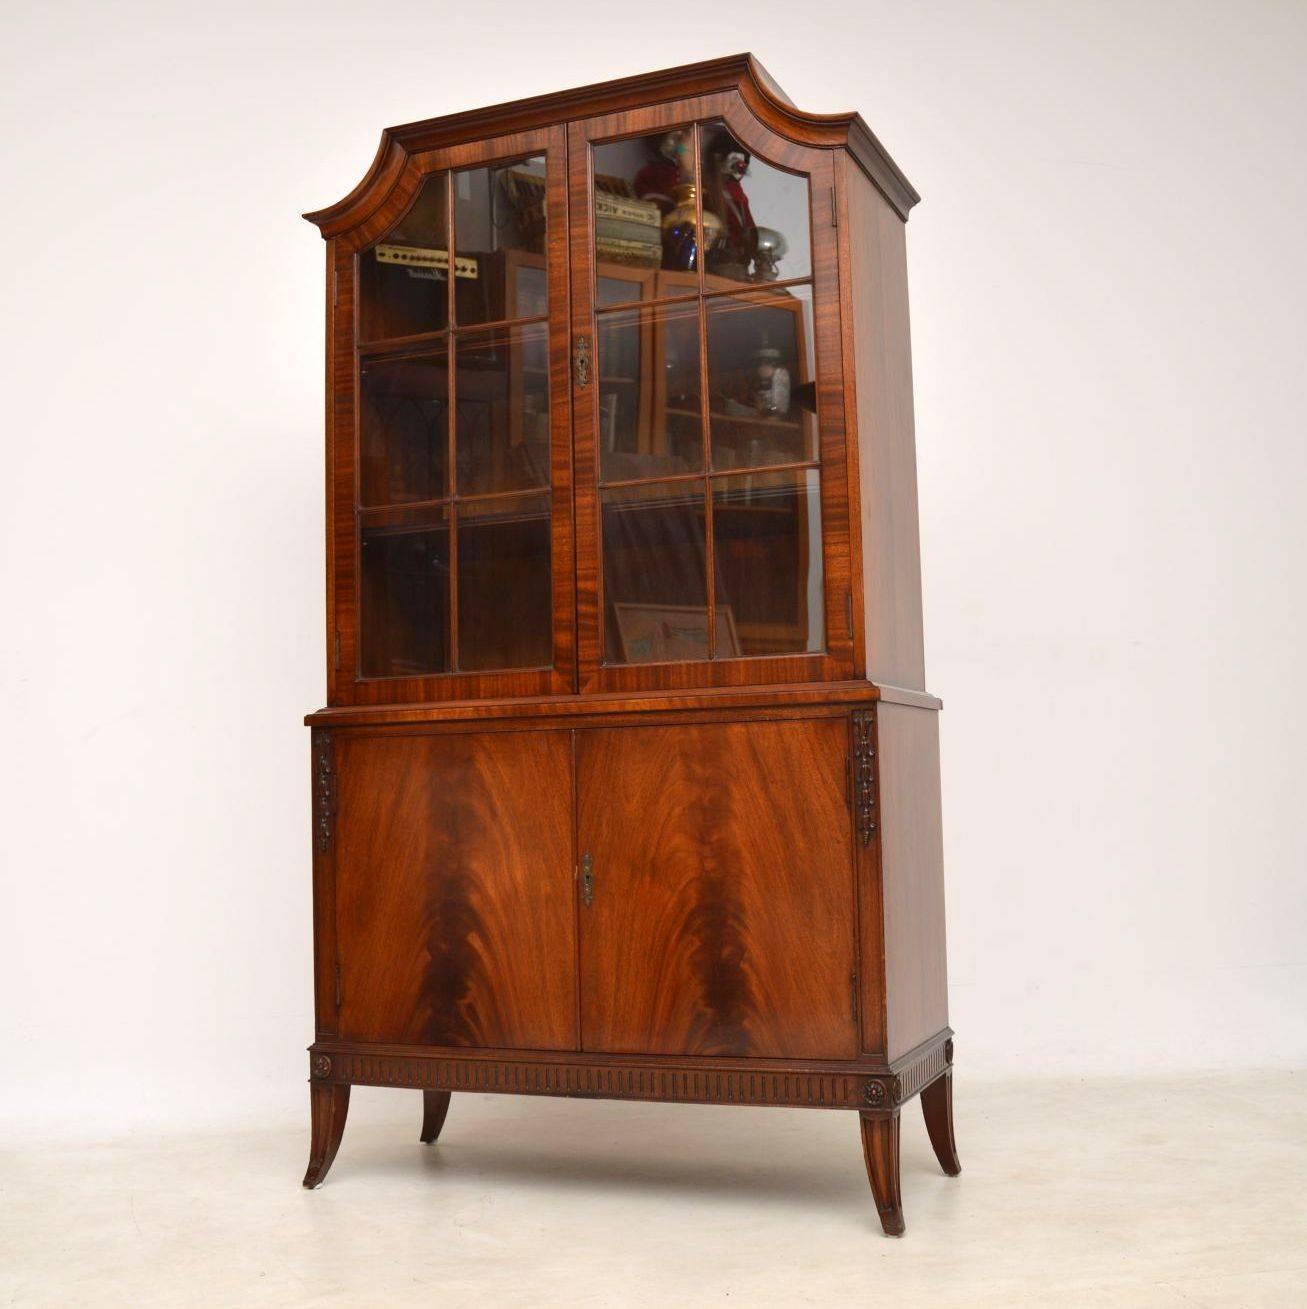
[[831, 186, 839, 227], [333, 630, 341, 670], [334, 962, 342, 1009], [579, 852, 595, 907]]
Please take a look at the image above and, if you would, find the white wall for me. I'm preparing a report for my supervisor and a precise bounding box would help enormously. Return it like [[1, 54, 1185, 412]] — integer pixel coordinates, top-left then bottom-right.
[[2, 1, 1304, 1138]]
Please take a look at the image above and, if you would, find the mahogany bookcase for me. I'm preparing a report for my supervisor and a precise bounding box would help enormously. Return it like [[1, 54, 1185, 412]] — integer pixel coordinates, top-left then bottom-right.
[[301, 54, 957, 1236]]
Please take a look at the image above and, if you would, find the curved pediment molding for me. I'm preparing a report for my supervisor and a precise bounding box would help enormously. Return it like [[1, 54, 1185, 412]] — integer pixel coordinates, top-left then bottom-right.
[[304, 54, 918, 239]]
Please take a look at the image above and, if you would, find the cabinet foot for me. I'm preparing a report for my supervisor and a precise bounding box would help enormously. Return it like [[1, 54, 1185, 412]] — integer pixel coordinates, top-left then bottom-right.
[[859, 1110, 904, 1236], [921, 1069, 961, 1176], [302, 1082, 350, 1189], [420, 1090, 452, 1144]]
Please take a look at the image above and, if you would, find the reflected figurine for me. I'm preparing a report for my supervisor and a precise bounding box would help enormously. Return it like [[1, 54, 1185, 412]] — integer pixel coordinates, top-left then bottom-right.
[[751, 336, 791, 416], [703, 129, 758, 279], [637, 130, 718, 269], [634, 131, 691, 213]]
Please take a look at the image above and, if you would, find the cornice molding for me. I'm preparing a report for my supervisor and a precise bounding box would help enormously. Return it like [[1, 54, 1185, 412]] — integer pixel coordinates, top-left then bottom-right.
[[304, 54, 918, 238]]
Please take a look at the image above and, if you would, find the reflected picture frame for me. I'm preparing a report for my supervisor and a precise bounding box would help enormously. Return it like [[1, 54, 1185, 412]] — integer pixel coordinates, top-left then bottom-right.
[[612, 602, 741, 663]]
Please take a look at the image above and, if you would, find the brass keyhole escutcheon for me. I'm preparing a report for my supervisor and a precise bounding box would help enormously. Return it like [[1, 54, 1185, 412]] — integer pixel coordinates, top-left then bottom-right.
[[574, 334, 592, 388]]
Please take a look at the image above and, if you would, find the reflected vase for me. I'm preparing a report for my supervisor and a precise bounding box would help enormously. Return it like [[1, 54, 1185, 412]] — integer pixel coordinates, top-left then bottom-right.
[[661, 181, 725, 271]]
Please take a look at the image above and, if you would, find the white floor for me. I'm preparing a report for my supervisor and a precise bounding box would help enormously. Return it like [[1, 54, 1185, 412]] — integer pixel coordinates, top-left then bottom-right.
[[2, 1072, 1304, 1307]]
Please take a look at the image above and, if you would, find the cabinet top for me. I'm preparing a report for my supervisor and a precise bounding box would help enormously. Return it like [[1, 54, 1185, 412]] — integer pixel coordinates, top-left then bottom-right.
[[304, 53, 919, 238]]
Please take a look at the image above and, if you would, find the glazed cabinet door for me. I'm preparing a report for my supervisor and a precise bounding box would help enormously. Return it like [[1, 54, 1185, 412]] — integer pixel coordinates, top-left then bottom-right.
[[568, 93, 857, 694], [329, 126, 576, 707], [333, 730, 576, 1050], [575, 718, 858, 1059]]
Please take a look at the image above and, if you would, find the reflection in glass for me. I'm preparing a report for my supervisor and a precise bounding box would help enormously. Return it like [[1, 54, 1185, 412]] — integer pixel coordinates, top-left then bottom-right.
[[713, 469, 824, 656], [597, 302, 702, 483], [360, 507, 450, 677], [593, 134, 696, 274], [512, 264, 548, 318], [706, 285, 817, 470], [602, 480, 708, 663], [597, 273, 651, 308], [457, 493, 552, 671], [453, 323, 550, 497], [359, 351, 448, 507], [700, 120, 811, 285], [360, 173, 449, 342], [452, 156, 547, 325]]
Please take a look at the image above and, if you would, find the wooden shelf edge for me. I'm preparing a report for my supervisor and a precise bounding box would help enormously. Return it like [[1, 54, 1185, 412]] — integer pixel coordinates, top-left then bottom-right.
[[304, 679, 940, 728]]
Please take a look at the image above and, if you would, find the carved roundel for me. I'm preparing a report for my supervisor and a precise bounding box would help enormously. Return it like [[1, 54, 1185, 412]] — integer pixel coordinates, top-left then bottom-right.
[[311, 1054, 332, 1079], [863, 1076, 903, 1107]]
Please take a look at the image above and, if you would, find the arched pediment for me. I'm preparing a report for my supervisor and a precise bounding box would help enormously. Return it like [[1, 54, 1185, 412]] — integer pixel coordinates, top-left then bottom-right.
[[304, 54, 918, 240]]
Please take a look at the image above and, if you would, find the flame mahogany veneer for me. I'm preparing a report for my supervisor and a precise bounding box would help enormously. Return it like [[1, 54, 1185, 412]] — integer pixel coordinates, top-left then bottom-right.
[[301, 55, 956, 1235]]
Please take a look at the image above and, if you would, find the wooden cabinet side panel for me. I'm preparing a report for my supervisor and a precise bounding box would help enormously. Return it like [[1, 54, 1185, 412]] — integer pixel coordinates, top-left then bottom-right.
[[878, 703, 949, 1060], [333, 729, 577, 1051], [576, 718, 858, 1060], [844, 162, 926, 691]]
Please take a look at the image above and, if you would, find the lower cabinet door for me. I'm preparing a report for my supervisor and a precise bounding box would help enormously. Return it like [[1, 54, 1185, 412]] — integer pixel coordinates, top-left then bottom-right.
[[576, 718, 858, 1059], [334, 729, 576, 1050]]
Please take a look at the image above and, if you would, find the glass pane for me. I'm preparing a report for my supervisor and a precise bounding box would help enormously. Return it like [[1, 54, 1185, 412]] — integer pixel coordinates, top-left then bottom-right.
[[359, 350, 448, 507], [602, 479, 708, 664], [593, 133, 699, 274], [713, 469, 824, 657], [700, 121, 811, 286], [512, 263, 548, 318], [706, 285, 817, 471], [360, 173, 448, 342], [597, 272, 650, 308], [457, 493, 552, 671], [360, 506, 450, 677], [597, 301, 702, 483], [453, 323, 550, 497], [452, 156, 547, 325]]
